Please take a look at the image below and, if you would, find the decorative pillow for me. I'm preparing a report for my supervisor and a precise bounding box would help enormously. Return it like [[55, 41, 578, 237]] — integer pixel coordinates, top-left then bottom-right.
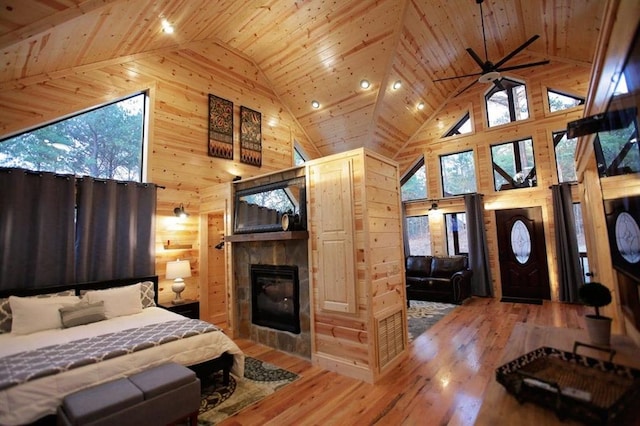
[[9, 295, 80, 335], [59, 300, 106, 328], [140, 281, 157, 308], [0, 290, 75, 334], [84, 283, 143, 319]]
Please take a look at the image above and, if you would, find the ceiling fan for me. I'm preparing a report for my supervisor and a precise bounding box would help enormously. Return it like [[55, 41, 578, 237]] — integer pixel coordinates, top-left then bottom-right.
[[434, 0, 549, 96]]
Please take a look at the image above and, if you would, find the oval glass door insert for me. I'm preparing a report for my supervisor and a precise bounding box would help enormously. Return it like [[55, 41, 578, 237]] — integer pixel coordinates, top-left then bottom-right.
[[615, 212, 640, 264], [510, 220, 531, 264]]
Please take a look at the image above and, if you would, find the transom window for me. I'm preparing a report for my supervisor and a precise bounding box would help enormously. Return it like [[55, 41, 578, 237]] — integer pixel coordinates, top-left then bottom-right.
[[440, 150, 477, 196], [443, 112, 472, 137], [547, 89, 584, 113], [485, 78, 529, 128], [401, 157, 427, 201], [491, 138, 536, 191], [0, 93, 146, 181], [553, 131, 578, 183]]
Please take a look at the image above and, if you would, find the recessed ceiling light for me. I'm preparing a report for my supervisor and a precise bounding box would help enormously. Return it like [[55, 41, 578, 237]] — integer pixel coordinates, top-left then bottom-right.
[[161, 19, 174, 34], [392, 80, 402, 90], [311, 100, 320, 109], [417, 102, 425, 110], [360, 79, 371, 89]]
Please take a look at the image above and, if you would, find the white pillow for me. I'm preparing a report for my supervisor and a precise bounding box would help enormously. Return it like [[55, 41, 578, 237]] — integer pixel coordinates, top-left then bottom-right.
[[9, 295, 80, 335], [84, 283, 143, 319]]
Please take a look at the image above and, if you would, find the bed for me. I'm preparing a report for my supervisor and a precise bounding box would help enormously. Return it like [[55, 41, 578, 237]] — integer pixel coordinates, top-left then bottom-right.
[[0, 276, 244, 426]]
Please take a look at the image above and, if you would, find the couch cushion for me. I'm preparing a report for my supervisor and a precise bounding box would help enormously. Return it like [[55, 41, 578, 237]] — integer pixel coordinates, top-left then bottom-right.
[[406, 256, 432, 277], [431, 256, 467, 278]]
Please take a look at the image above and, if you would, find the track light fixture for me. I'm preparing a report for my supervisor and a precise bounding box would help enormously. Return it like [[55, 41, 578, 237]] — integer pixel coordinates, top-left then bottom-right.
[[173, 203, 189, 218]]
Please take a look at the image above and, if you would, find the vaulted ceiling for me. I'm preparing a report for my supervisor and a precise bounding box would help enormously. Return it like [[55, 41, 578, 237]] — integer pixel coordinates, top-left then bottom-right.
[[0, 0, 606, 159]]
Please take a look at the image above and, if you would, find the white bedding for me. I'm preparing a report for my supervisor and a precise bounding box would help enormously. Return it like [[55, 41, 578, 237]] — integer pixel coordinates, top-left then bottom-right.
[[0, 307, 244, 425]]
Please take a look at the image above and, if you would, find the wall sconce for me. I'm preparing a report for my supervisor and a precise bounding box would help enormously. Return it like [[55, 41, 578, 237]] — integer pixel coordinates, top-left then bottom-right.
[[173, 203, 189, 218], [429, 202, 438, 211], [166, 259, 191, 305]]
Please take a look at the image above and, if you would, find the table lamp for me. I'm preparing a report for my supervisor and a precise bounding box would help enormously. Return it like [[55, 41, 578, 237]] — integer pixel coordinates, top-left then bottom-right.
[[166, 259, 191, 304]]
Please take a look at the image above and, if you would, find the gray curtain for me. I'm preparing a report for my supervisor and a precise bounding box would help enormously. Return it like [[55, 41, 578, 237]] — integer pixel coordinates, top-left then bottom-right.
[[464, 193, 493, 296], [75, 178, 157, 282], [551, 183, 583, 302], [0, 168, 76, 289]]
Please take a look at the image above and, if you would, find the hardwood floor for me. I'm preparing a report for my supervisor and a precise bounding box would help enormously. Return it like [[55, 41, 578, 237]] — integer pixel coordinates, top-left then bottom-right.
[[220, 298, 592, 426]]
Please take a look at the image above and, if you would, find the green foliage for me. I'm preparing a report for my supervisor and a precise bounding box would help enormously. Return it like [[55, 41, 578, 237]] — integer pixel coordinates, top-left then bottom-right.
[[441, 151, 476, 196], [401, 164, 426, 201], [0, 94, 144, 181], [578, 282, 612, 318]]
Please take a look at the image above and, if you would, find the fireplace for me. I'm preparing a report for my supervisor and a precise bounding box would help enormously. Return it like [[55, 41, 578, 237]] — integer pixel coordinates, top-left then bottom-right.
[[251, 264, 300, 334]]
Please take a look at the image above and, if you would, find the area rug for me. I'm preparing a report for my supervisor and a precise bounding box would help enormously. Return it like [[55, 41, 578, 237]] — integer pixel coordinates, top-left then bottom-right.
[[407, 300, 457, 341], [197, 357, 298, 425]]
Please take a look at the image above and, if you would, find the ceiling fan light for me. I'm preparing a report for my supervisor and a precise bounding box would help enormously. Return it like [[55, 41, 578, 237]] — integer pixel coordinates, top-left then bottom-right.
[[478, 71, 501, 83]]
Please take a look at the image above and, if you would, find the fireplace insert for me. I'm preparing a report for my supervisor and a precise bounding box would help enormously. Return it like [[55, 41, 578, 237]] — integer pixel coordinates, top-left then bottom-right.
[[251, 264, 300, 334]]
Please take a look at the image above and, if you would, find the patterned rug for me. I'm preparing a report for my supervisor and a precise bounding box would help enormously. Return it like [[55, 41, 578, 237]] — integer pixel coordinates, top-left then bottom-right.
[[407, 300, 457, 341], [197, 357, 298, 425]]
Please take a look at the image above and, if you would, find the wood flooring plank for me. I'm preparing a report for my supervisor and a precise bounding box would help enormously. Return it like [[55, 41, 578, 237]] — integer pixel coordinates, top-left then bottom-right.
[[217, 297, 640, 425]]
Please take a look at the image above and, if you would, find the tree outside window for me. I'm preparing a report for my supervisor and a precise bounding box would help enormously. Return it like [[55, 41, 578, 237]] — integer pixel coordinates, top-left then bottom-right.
[[593, 110, 639, 177], [440, 150, 477, 196], [445, 212, 468, 255], [0, 93, 146, 181], [405, 215, 431, 255], [486, 78, 529, 127], [553, 131, 578, 183], [491, 138, 536, 191], [401, 157, 426, 201], [548, 89, 584, 113]]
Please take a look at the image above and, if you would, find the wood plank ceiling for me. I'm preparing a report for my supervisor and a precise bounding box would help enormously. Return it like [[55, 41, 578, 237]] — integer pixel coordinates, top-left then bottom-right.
[[0, 0, 606, 160]]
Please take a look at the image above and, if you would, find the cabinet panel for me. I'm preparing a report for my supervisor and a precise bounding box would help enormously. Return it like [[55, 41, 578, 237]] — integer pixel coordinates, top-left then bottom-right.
[[312, 158, 357, 313]]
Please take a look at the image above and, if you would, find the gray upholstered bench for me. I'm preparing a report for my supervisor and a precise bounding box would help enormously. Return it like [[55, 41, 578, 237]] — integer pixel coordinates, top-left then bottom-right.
[[57, 363, 200, 426]]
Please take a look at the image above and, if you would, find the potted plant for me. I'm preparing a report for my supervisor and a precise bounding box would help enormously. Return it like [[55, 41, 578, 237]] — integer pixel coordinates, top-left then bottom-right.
[[578, 282, 613, 346]]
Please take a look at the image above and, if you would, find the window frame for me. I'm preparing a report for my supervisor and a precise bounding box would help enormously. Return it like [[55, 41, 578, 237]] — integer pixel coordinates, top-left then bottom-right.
[[439, 149, 477, 197], [0, 91, 148, 182], [546, 88, 585, 114], [490, 137, 537, 191], [443, 112, 472, 138], [484, 78, 530, 128]]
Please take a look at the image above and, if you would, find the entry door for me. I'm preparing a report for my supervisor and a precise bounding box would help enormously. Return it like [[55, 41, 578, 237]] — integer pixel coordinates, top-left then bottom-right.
[[496, 207, 551, 302]]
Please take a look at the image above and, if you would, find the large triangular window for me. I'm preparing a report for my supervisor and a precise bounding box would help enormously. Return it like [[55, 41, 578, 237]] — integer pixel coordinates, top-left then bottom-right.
[[443, 112, 472, 137], [401, 157, 426, 201], [548, 89, 584, 113]]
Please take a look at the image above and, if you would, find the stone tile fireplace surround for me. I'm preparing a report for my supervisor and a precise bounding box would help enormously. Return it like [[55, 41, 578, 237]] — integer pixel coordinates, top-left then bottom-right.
[[232, 238, 311, 358]]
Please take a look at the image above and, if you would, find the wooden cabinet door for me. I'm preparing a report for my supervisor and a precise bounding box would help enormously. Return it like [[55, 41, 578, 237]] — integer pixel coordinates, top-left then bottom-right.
[[310, 157, 357, 313]]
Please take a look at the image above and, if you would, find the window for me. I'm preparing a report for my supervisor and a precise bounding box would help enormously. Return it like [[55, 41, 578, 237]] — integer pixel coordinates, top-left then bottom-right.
[[445, 212, 467, 255], [405, 215, 431, 255], [491, 138, 536, 191], [401, 157, 426, 201], [440, 150, 477, 196], [593, 108, 639, 177], [553, 131, 578, 183], [547, 89, 584, 113], [293, 142, 307, 165], [573, 203, 590, 283], [443, 112, 472, 137], [0, 93, 146, 181], [485, 78, 529, 127]]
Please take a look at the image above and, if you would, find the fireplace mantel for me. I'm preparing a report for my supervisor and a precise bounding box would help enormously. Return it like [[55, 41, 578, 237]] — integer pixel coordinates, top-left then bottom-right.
[[226, 230, 308, 243]]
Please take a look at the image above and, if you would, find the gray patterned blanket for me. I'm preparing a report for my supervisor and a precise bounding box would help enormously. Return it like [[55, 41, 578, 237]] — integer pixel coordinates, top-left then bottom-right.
[[0, 319, 219, 391]]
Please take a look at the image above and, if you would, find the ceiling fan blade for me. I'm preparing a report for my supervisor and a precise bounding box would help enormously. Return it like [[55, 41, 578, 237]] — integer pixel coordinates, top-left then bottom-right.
[[493, 35, 541, 69], [433, 71, 484, 82], [466, 47, 487, 69], [496, 60, 550, 72], [454, 79, 479, 97], [493, 78, 505, 91]]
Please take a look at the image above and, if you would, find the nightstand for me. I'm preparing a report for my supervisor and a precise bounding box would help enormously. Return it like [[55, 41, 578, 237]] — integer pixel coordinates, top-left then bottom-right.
[[160, 299, 200, 319]]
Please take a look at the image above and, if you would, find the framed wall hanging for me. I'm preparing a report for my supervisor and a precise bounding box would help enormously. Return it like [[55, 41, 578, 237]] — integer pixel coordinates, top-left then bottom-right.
[[208, 94, 234, 159], [240, 106, 262, 167]]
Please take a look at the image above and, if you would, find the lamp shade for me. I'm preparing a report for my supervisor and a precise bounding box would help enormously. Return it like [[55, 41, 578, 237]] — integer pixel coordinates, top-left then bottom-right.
[[166, 260, 191, 279]]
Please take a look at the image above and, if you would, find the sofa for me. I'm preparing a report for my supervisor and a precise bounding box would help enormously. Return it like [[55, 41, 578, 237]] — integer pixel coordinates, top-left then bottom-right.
[[405, 255, 472, 305]]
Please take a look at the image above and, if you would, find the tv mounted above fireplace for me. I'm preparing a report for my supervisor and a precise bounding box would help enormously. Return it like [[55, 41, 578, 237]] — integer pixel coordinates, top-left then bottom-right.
[[234, 175, 307, 234]]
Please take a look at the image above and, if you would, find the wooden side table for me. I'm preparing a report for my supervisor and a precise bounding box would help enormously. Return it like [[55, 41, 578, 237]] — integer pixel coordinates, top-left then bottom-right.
[[159, 299, 200, 319]]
